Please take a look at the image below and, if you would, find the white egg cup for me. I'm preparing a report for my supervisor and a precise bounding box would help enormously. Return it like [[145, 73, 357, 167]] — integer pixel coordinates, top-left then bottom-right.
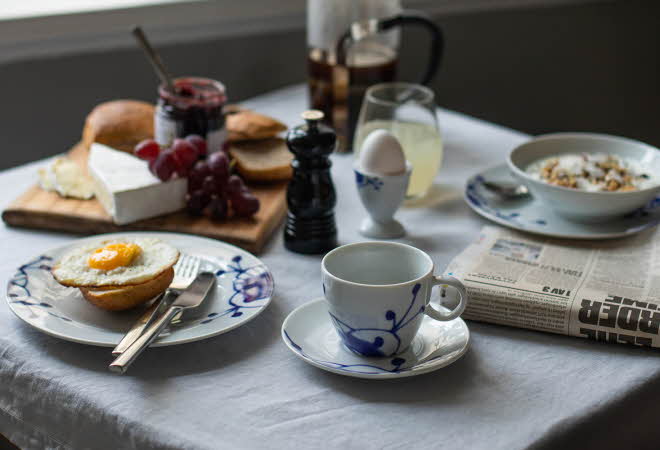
[[354, 161, 412, 239]]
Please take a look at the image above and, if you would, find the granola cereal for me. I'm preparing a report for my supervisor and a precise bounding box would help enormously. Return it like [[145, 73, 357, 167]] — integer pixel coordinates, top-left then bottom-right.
[[526, 153, 654, 192]]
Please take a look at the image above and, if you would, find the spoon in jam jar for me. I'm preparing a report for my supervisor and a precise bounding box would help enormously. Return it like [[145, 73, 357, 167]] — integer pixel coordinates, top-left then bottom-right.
[[132, 25, 176, 94]]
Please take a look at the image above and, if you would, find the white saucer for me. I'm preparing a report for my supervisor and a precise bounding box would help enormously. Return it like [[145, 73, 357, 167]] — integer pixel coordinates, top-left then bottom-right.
[[465, 164, 660, 239], [281, 298, 470, 379], [6, 232, 273, 347]]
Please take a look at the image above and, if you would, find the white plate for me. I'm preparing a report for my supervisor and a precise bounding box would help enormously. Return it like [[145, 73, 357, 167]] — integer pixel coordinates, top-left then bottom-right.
[[281, 298, 470, 379], [465, 164, 660, 239], [5, 232, 273, 347]]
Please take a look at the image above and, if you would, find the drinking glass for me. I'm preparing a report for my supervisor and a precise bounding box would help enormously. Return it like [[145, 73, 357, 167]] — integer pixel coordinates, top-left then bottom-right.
[[353, 82, 442, 199]]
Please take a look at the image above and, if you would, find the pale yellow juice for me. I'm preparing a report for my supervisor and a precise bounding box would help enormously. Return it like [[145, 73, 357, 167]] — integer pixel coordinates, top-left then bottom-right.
[[354, 120, 443, 198]]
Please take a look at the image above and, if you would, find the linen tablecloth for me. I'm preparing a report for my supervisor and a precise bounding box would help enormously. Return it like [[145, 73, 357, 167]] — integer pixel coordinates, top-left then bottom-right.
[[1, 85, 658, 450]]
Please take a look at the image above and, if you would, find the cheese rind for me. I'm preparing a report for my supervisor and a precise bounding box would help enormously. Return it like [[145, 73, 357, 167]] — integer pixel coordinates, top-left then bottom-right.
[[88, 144, 187, 225]]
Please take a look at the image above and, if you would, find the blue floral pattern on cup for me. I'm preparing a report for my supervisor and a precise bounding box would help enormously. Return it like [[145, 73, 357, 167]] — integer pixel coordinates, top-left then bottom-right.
[[283, 329, 408, 374], [329, 283, 424, 357], [354, 171, 384, 191]]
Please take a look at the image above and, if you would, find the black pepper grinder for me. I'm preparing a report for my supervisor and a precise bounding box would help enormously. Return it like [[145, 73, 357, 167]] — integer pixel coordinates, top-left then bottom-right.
[[284, 110, 338, 254]]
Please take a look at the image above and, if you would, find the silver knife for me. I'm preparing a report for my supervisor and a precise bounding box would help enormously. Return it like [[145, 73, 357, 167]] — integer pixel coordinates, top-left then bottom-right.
[[112, 292, 172, 355], [109, 272, 216, 374], [112, 254, 201, 355]]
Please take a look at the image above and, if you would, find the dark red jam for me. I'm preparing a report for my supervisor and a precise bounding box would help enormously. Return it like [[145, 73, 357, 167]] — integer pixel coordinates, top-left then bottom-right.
[[155, 77, 227, 151]]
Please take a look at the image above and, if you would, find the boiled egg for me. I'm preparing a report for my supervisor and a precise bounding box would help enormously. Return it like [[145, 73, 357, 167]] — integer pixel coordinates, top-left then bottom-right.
[[52, 238, 179, 287], [358, 130, 406, 175]]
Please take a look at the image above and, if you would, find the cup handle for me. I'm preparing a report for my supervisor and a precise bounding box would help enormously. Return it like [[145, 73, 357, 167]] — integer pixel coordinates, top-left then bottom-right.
[[425, 276, 467, 322]]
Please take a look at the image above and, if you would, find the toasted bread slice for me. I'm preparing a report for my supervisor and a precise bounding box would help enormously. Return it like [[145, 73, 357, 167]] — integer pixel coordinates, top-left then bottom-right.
[[228, 138, 293, 182], [79, 267, 174, 311], [226, 110, 286, 142]]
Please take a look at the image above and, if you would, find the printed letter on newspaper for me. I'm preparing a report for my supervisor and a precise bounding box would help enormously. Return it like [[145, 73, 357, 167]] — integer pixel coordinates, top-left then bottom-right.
[[445, 226, 660, 348]]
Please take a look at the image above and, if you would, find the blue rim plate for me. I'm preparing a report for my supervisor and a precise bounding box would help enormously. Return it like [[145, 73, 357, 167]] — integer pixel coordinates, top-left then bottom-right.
[[281, 298, 470, 380], [5, 232, 273, 347], [465, 164, 660, 240]]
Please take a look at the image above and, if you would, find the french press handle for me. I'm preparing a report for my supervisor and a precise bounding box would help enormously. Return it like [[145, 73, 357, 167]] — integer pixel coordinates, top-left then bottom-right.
[[336, 11, 443, 86], [378, 12, 443, 85]]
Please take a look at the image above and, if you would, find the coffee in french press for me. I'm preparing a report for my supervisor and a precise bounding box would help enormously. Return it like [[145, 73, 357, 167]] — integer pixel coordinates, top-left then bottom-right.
[[306, 0, 443, 152]]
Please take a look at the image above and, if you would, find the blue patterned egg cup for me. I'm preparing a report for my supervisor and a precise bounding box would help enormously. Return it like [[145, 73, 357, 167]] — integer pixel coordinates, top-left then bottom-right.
[[321, 241, 468, 357], [354, 161, 412, 239]]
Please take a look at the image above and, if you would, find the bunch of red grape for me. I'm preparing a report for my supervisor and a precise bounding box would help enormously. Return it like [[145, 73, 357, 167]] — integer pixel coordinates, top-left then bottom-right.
[[134, 135, 259, 220]]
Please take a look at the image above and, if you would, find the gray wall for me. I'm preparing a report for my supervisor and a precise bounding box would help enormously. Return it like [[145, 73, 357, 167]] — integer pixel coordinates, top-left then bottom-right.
[[0, 0, 657, 170]]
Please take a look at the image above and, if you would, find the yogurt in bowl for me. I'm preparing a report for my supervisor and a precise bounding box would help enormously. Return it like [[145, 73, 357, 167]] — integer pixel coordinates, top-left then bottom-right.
[[507, 133, 660, 223]]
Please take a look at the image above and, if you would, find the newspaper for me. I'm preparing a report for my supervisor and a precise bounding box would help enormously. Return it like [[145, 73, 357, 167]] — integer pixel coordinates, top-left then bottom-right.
[[444, 225, 660, 348]]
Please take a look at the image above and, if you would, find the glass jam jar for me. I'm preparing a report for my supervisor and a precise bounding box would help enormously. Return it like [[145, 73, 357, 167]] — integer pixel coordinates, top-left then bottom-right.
[[154, 77, 227, 151]]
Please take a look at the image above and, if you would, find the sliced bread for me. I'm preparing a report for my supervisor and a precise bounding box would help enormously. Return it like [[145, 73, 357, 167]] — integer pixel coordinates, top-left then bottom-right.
[[228, 138, 293, 182]]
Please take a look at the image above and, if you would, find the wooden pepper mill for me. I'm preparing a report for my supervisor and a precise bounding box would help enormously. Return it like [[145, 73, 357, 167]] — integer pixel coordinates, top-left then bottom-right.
[[284, 110, 338, 254]]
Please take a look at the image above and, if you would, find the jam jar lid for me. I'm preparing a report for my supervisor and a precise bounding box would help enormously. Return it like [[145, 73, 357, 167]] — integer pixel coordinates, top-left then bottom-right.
[[158, 76, 227, 111]]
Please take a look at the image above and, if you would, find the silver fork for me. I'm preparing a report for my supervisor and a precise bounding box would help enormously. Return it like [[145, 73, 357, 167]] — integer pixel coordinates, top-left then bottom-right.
[[112, 253, 201, 355]]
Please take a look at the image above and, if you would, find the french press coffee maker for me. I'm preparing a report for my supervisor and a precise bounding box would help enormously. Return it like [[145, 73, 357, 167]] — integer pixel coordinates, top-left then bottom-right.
[[307, 0, 443, 151]]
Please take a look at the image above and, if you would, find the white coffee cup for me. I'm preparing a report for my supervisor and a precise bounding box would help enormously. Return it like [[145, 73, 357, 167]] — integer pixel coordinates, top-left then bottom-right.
[[321, 241, 468, 357]]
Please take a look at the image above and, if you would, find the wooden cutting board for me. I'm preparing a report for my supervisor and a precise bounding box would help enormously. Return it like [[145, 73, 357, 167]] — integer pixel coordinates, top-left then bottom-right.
[[2, 143, 288, 254]]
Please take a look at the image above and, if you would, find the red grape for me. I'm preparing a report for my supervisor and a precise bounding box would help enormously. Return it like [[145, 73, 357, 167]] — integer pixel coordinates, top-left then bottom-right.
[[152, 150, 176, 181], [186, 190, 211, 215], [191, 160, 211, 179], [208, 152, 229, 181], [188, 161, 210, 191], [186, 135, 207, 157], [202, 175, 220, 195], [172, 139, 198, 176], [209, 195, 228, 220], [134, 139, 160, 161], [227, 175, 248, 195], [232, 192, 260, 217], [148, 157, 158, 176]]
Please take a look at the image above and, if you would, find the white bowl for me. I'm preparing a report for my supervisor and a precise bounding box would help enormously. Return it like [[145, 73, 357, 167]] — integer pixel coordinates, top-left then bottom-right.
[[507, 133, 660, 223]]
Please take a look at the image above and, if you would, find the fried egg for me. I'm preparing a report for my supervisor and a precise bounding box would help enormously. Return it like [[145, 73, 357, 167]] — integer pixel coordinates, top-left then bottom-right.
[[52, 238, 179, 287]]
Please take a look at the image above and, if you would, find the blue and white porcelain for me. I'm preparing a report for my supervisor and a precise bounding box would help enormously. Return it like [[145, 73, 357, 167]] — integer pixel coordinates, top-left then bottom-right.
[[321, 242, 467, 357], [466, 164, 660, 239], [281, 298, 470, 379], [5, 232, 273, 347], [354, 161, 412, 239], [508, 133, 660, 223]]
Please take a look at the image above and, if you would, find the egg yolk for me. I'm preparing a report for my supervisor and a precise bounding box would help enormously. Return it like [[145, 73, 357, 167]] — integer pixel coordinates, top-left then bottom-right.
[[88, 243, 141, 270]]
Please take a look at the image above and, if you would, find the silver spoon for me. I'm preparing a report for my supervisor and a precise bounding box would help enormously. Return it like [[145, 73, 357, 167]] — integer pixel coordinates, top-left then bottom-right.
[[132, 25, 175, 93], [482, 181, 529, 199]]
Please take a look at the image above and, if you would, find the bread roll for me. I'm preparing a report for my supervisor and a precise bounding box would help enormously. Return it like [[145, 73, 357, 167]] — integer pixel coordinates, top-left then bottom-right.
[[79, 267, 174, 311], [82, 100, 155, 153]]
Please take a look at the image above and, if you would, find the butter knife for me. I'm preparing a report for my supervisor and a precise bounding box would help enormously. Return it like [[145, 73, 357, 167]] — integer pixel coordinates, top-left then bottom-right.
[[109, 272, 216, 374], [112, 254, 201, 355], [112, 292, 174, 355]]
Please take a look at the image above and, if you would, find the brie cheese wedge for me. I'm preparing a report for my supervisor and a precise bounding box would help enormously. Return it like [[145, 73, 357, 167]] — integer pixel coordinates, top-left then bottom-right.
[[88, 143, 187, 225]]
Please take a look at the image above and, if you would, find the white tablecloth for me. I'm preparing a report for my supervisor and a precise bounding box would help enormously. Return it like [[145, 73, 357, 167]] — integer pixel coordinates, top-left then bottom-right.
[[2, 85, 659, 450]]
